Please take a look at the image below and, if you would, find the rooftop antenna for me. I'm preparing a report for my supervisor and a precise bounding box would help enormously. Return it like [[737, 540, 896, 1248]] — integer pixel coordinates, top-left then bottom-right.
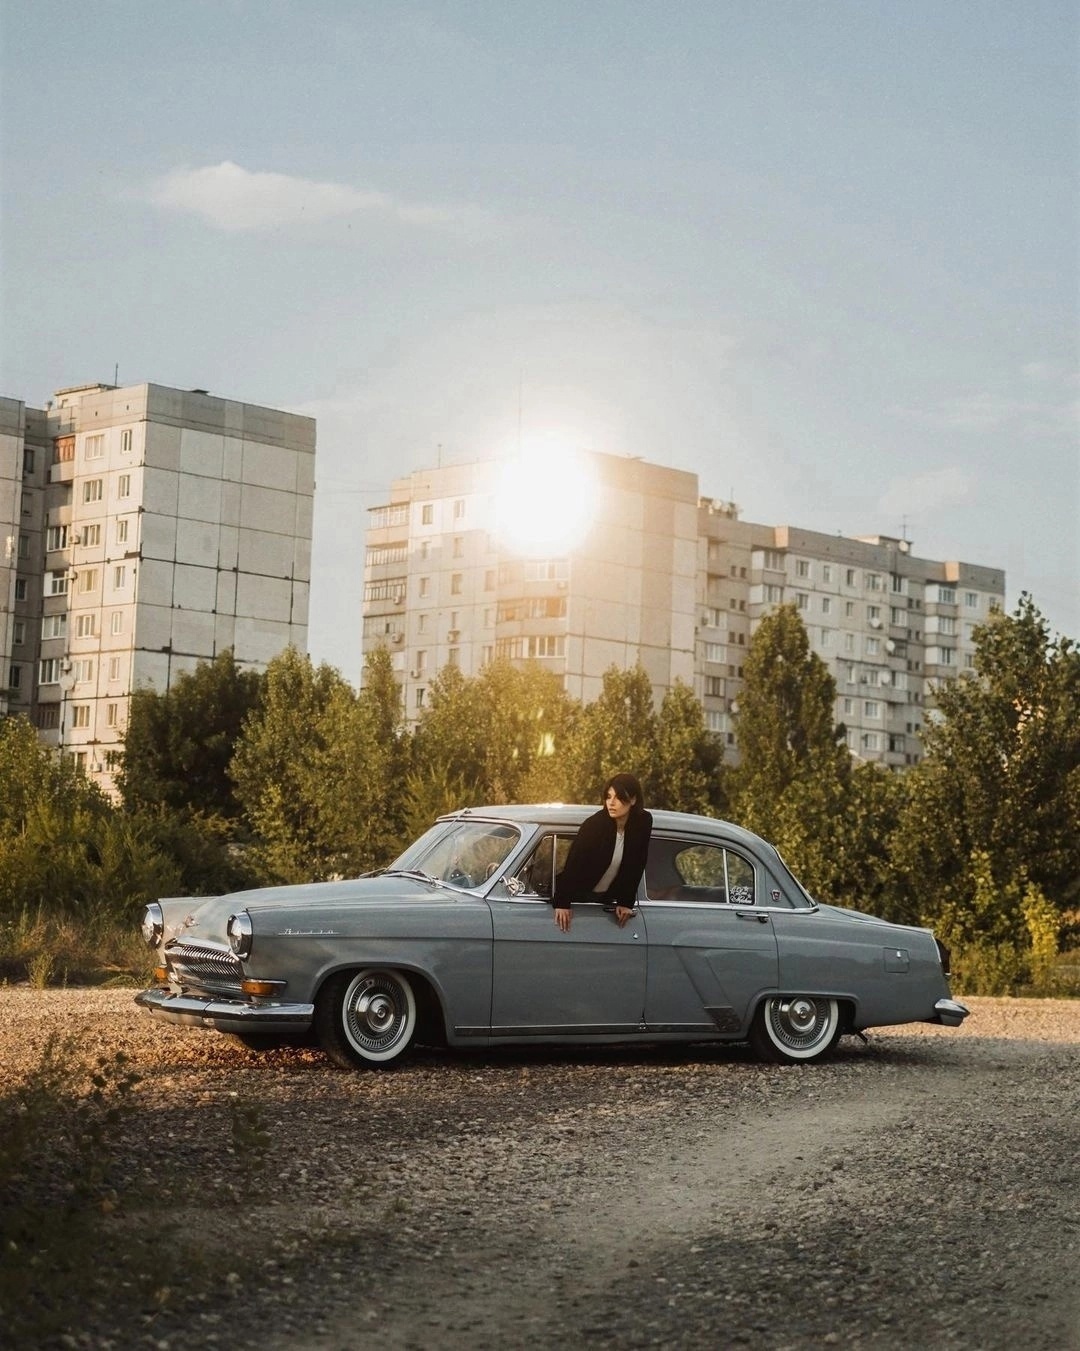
[[113, 363, 119, 386], [436, 442, 443, 468], [900, 515, 910, 542]]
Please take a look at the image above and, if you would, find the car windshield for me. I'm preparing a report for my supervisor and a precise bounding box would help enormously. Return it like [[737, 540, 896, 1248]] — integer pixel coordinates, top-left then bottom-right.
[[386, 820, 521, 890]]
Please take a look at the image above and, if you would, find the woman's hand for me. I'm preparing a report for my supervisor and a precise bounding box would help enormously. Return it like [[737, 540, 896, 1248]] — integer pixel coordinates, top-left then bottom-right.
[[613, 905, 635, 927], [554, 907, 572, 933]]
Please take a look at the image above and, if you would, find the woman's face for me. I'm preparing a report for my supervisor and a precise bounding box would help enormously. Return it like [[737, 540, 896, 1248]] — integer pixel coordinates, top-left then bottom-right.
[[604, 787, 635, 825]]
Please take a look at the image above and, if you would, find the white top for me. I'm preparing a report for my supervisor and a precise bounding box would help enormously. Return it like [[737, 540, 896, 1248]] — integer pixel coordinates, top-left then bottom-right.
[[593, 830, 626, 895]]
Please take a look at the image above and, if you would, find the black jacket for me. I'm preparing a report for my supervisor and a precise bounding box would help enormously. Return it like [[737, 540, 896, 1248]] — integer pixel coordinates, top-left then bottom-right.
[[554, 807, 653, 909]]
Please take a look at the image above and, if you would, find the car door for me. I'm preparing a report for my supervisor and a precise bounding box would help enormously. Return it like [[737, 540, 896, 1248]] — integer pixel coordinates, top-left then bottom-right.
[[486, 831, 647, 1037], [640, 834, 779, 1035]]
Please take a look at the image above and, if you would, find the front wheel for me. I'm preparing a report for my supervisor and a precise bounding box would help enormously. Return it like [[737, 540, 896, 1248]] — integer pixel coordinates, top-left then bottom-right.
[[316, 968, 418, 1070], [749, 996, 842, 1064]]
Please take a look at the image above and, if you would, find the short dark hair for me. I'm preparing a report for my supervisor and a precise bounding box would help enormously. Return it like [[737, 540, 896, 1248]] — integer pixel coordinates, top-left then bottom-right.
[[603, 772, 645, 816]]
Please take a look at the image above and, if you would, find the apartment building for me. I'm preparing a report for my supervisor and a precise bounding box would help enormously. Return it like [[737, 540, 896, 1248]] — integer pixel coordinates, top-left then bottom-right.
[[363, 452, 700, 716], [2, 382, 315, 791], [363, 450, 1005, 769]]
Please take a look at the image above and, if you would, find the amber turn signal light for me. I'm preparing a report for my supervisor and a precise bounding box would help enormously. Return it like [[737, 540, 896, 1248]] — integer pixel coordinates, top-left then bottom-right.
[[240, 979, 286, 997]]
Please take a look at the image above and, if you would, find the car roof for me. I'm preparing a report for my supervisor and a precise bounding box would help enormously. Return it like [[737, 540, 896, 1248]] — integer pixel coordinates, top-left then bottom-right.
[[440, 803, 770, 852]]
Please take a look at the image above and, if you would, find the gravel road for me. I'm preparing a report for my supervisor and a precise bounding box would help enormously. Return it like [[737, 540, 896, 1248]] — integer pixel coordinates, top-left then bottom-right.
[[2, 990, 1078, 1350]]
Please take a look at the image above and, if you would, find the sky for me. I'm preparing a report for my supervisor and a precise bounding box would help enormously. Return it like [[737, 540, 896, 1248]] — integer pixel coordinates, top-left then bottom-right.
[[2, 0, 1077, 681]]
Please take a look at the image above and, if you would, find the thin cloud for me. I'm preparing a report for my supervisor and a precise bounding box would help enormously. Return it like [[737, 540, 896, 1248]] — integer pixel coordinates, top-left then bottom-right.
[[878, 466, 971, 518], [148, 161, 496, 236], [892, 390, 1077, 438]]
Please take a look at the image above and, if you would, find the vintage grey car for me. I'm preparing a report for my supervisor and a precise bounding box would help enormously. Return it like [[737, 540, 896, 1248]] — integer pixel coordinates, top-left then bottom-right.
[[136, 804, 968, 1069]]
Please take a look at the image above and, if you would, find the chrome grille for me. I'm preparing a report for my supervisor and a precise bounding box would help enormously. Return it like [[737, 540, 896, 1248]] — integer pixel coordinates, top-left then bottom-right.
[[166, 940, 243, 993]]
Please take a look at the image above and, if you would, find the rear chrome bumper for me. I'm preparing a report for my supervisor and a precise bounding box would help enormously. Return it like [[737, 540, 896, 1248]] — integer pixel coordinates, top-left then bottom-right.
[[932, 997, 970, 1027], [135, 987, 314, 1033]]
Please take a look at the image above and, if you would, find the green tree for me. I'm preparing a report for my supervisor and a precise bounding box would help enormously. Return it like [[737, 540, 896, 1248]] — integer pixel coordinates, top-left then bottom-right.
[[229, 647, 356, 882], [722, 605, 907, 906], [322, 646, 413, 873], [559, 665, 658, 804], [650, 682, 725, 815], [892, 594, 1080, 983], [411, 658, 577, 806], [117, 649, 263, 822]]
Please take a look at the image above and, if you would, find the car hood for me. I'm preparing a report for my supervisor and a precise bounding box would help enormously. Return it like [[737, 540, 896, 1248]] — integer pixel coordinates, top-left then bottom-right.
[[165, 875, 451, 946]]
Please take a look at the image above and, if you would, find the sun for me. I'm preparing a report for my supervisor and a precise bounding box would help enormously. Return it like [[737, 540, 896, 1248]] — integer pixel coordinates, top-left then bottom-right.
[[493, 436, 598, 558]]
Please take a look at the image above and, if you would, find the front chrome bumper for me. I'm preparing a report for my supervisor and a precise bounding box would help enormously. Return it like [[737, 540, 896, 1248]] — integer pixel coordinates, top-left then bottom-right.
[[932, 997, 970, 1027], [135, 987, 314, 1033]]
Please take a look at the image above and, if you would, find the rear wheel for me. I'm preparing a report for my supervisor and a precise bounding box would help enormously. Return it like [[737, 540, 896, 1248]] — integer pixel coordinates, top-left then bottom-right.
[[316, 968, 418, 1070], [750, 996, 842, 1064]]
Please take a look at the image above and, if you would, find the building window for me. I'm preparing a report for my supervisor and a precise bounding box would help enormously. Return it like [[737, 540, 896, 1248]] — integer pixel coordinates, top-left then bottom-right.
[[23, 447, 35, 474], [76, 613, 96, 638], [83, 479, 103, 503], [120, 428, 133, 453], [704, 643, 726, 664], [704, 675, 725, 698], [523, 558, 569, 581], [485, 569, 496, 590], [363, 577, 406, 603], [83, 523, 101, 546], [366, 543, 408, 566], [842, 697, 855, 716], [822, 565, 832, 584], [72, 704, 91, 729], [115, 519, 127, 544], [12, 619, 25, 645], [415, 687, 425, 708], [447, 648, 460, 667], [78, 569, 99, 594], [106, 703, 119, 728], [762, 585, 782, 603], [820, 629, 834, 648], [421, 504, 434, 525], [759, 549, 783, 570], [846, 568, 857, 586], [862, 732, 881, 752], [868, 605, 881, 622], [48, 571, 69, 596], [36, 705, 60, 730], [42, 613, 67, 639], [55, 436, 75, 463], [85, 434, 104, 460], [891, 607, 908, 627], [796, 559, 810, 578], [451, 574, 463, 595], [14, 578, 27, 601], [117, 473, 131, 499], [821, 596, 832, 615], [9, 665, 21, 689], [46, 525, 68, 551], [891, 574, 907, 594], [864, 701, 881, 719], [453, 536, 464, 558], [796, 593, 809, 611], [74, 659, 94, 683], [418, 577, 430, 599], [369, 503, 408, 530], [108, 656, 122, 681], [865, 637, 880, 656], [494, 635, 567, 660], [453, 499, 465, 519], [39, 658, 61, 684], [111, 612, 124, 636], [964, 592, 979, 608], [845, 601, 855, 618], [866, 573, 882, 591], [113, 565, 126, 589], [415, 651, 428, 674]]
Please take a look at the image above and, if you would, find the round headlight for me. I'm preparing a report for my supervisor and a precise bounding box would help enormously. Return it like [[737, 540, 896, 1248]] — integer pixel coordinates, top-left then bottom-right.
[[227, 911, 253, 959], [141, 902, 164, 949]]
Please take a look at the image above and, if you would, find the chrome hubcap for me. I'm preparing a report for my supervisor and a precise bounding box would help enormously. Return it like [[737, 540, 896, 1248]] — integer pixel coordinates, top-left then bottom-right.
[[343, 973, 411, 1054], [767, 996, 837, 1052], [357, 991, 395, 1034]]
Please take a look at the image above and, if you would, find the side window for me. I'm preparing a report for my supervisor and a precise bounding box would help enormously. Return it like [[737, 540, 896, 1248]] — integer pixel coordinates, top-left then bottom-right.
[[513, 834, 573, 898], [644, 839, 757, 905]]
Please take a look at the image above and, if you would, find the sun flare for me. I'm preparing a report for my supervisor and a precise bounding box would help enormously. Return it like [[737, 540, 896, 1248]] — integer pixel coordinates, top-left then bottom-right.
[[494, 437, 598, 558]]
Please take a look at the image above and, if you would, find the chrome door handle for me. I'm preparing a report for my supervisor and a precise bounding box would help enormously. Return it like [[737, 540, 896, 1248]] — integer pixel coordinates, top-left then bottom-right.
[[736, 912, 770, 924]]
